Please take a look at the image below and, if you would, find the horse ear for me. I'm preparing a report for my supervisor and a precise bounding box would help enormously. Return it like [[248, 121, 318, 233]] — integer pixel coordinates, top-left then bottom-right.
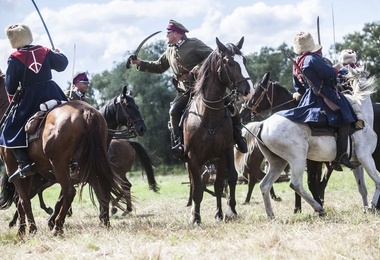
[[216, 37, 227, 54], [123, 85, 128, 96], [261, 72, 270, 85], [236, 37, 244, 50]]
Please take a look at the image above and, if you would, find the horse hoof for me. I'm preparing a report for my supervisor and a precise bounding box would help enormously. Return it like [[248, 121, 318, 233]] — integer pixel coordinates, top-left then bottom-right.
[[46, 208, 53, 215], [242, 201, 250, 205], [273, 197, 282, 202], [111, 207, 118, 215], [52, 227, 64, 237], [318, 210, 327, 217]]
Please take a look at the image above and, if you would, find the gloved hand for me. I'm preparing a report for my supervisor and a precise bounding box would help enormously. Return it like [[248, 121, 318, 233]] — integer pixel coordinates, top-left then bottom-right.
[[293, 92, 302, 101], [125, 55, 137, 69]]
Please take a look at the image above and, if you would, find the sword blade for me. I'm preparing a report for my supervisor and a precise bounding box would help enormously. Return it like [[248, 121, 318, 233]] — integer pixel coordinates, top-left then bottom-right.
[[31, 0, 55, 50], [134, 31, 161, 57]]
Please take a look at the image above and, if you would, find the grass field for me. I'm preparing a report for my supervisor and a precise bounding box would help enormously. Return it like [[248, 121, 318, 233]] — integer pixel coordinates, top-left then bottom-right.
[[0, 166, 379, 259]]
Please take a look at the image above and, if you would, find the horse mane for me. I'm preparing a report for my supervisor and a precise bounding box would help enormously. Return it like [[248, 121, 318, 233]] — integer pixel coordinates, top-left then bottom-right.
[[346, 66, 377, 102], [193, 42, 243, 96]]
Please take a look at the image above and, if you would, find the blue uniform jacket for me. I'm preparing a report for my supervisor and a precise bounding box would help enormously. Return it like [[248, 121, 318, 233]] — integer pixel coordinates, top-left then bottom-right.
[[0, 45, 68, 148], [277, 53, 357, 128]]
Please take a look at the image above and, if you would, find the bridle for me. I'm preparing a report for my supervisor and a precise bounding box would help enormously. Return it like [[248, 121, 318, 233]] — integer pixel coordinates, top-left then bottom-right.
[[242, 80, 294, 119], [201, 52, 251, 111], [108, 94, 144, 139]]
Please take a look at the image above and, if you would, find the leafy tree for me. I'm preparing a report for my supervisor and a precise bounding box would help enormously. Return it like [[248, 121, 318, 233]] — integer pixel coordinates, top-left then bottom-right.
[[245, 43, 293, 90], [91, 40, 178, 164]]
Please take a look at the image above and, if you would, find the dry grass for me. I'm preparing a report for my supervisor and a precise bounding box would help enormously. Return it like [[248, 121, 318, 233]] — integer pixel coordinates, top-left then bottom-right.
[[1, 168, 380, 259]]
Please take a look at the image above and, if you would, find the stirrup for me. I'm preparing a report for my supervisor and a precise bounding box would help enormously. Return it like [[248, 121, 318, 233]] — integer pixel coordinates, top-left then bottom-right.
[[171, 143, 185, 159], [8, 163, 35, 183], [329, 162, 343, 172]]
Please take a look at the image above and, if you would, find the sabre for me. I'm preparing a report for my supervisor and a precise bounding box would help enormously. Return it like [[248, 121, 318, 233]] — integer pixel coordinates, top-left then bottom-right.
[[31, 0, 55, 50], [125, 31, 161, 69]]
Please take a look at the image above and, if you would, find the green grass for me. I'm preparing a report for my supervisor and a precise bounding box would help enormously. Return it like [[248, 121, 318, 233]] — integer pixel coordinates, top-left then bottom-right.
[[0, 166, 379, 259]]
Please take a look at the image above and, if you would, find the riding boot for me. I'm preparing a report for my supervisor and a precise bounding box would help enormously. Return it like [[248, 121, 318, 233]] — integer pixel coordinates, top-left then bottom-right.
[[232, 114, 248, 153], [171, 127, 185, 159], [8, 148, 35, 183], [331, 126, 356, 170]]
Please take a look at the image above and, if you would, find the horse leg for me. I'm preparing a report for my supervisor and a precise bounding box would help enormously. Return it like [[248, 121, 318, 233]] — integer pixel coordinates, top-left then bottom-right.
[[306, 160, 324, 206], [294, 193, 302, 213], [352, 166, 369, 211], [244, 148, 265, 204], [51, 183, 77, 236], [122, 176, 133, 215], [38, 184, 54, 215], [187, 183, 193, 207], [15, 179, 37, 235], [187, 160, 203, 224], [289, 162, 326, 216], [225, 148, 238, 220], [318, 162, 334, 205], [213, 164, 225, 221]]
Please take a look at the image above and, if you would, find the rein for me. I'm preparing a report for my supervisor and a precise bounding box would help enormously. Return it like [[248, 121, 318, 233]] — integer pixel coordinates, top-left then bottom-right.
[[243, 81, 294, 118]]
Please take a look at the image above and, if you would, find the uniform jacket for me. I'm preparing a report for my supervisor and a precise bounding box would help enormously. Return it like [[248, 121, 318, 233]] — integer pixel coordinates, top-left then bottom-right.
[[137, 36, 213, 92], [0, 45, 68, 148], [65, 89, 90, 103], [277, 53, 357, 128]]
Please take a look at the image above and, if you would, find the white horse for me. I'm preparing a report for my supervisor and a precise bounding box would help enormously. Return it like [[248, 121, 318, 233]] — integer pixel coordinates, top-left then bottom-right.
[[245, 66, 379, 218]]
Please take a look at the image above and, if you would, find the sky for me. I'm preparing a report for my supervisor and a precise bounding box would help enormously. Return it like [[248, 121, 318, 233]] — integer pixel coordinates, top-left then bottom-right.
[[1, 0, 379, 89]]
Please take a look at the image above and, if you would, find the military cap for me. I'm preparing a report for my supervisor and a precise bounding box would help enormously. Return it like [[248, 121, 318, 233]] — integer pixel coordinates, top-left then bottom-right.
[[166, 19, 189, 35], [73, 72, 89, 84]]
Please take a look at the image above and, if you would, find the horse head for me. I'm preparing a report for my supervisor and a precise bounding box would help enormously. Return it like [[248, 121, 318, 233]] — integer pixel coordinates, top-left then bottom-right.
[[240, 72, 271, 123], [215, 37, 254, 100], [114, 86, 147, 137]]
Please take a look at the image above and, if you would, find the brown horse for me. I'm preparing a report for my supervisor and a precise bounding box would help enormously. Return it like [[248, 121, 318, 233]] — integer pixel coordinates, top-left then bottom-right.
[[183, 37, 254, 224], [1, 86, 157, 227], [0, 73, 129, 236]]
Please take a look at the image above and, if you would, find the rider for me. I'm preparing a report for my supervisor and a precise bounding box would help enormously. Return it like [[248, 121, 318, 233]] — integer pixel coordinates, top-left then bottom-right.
[[278, 32, 358, 170], [128, 19, 247, 159], [336, 49, 365, 92], [65, 72, 91, 103], [0, 24, 68, 182]]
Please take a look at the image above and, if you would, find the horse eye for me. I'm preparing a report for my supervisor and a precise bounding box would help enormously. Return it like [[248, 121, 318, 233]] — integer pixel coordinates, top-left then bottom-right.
[[227, 59, 235, 67]]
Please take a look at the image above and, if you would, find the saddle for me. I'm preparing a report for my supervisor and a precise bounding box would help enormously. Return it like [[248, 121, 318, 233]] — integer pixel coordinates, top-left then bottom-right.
[[25, 99, 66, 141]]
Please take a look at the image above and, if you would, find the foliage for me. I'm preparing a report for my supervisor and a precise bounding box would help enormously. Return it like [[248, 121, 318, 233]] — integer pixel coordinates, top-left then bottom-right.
[[90, 40, 178, 165]]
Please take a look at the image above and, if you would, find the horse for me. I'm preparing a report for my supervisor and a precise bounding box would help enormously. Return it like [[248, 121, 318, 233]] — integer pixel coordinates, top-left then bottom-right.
[[183, 37, 254, 224], [1, 86, 158, 228], [0, 95, 129, 236], [0, 82, 146, 234], [236, 72, 333, 211], [246, 67, 379, 218]]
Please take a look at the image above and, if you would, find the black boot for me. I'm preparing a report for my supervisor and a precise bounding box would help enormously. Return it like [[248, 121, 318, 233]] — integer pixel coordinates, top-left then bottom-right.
[[232, 114, 248, 153], [8, 148, 35, 183], [171, 128, 185, 159], [331, 126, 356, 170]]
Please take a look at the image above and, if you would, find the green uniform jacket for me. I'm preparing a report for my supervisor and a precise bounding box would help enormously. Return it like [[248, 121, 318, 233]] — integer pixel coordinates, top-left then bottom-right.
[[65, 89, 90, 103], [137, 36, 213, 92]]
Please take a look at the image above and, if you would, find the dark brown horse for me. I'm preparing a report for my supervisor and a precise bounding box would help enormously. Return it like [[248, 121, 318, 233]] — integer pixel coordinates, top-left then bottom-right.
[[183, 37, 254, 224], [0, 72, 128, 235]]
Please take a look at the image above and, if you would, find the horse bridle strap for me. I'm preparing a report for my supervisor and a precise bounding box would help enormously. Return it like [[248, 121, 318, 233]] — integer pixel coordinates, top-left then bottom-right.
[[218, 55, 251, 90]]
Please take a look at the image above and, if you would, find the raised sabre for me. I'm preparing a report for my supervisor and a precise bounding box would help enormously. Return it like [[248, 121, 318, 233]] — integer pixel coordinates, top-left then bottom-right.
[[317, 16, 321, 45], [125, 31, 161, 69], [31, 0, 55, 50]]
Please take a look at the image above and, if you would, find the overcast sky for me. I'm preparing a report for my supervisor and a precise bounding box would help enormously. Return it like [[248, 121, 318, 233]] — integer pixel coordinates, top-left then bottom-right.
[[1, 0, 379, 89]]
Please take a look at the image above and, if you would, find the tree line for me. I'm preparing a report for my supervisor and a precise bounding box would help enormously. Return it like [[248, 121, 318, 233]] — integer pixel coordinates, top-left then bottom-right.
[[88, 22, 380, 165]]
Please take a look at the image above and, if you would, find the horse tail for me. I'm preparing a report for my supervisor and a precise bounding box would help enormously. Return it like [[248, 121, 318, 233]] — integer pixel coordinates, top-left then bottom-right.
[[129, 140, 159, 192], [235, 122, 261, 173], [76, 111, 128, 210], [0, 173, 15, 210]]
